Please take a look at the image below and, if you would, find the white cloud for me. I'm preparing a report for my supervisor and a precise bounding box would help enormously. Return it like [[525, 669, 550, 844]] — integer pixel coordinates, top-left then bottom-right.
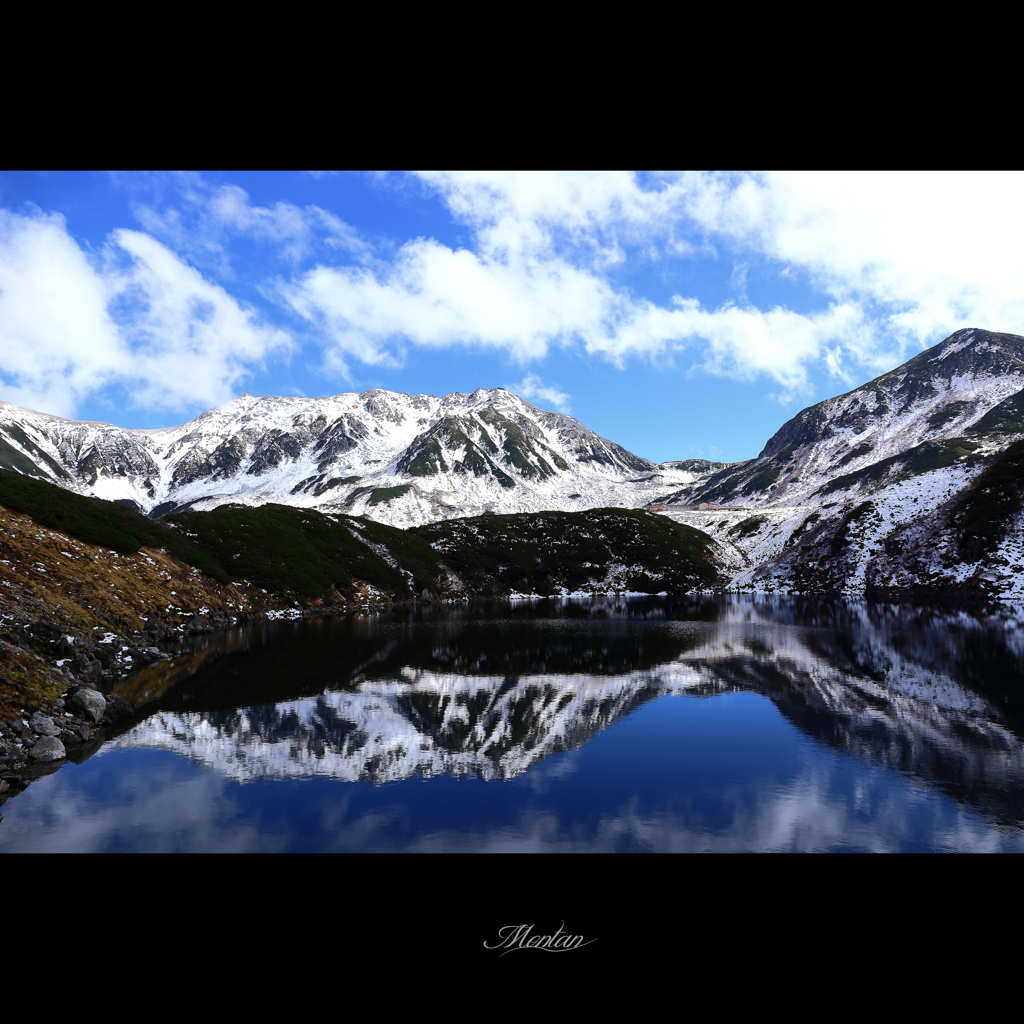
[[342, 171, 1022, 389], [133, 176, 366, 272], [679, 171, 1024, 356], [278, 236, 634, 379], [106, 229, 291, 410], [8, 172, 1024, 419], [0, 208, 123, 414], [509, 373, 571, 412], [416, 170, 693, 261], [0, 209, 290, 416], [281, 172, 877, 392]]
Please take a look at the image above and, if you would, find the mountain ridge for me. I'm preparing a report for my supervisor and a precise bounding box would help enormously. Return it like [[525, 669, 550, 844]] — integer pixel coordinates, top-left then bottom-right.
[[3, 326, 1024, 599], [0, 387, 700, 526]]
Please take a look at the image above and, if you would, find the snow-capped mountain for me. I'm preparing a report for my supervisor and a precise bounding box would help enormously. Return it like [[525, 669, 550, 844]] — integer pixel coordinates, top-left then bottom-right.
[[3, 327, 1024, 598], [0, 388, 706, 526], [658, 328, 1024, 509], [656, 329, 1024, 598]]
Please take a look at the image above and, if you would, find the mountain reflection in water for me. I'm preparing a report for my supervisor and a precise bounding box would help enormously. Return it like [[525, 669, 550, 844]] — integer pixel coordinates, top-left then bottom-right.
[[112, 597, 1024, 818], [5, 596, 1024, 851]]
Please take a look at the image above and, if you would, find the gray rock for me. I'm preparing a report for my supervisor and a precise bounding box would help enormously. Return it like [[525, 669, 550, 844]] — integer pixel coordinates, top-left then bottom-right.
[[28, 711, 58, 736], [28, 736, 65, 761], [72, 688, 107, 722], [105, 694, 133, 721]]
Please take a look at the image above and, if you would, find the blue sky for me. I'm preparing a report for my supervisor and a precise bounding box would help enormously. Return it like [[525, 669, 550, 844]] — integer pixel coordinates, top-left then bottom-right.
[[1, 171, 1021, 463]]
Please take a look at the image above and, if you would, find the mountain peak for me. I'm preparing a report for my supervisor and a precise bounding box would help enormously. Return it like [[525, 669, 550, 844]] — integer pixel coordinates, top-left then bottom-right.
[[0, 385, 681, 526], [756, 328, 1024, 464]]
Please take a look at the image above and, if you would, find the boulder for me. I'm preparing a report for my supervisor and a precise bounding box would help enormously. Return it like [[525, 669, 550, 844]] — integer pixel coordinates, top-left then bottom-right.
[[28, 736, 66, 761], [72, 688, 108, 723], [90, 646, 114, 667], [28, 711, 58, 737], [105, 694, 134, 721]]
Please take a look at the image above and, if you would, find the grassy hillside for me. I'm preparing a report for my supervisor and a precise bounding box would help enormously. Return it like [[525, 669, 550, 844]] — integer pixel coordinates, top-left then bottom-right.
[[165, 505, 415, 601], [412, 508, 718, 595], [0, 467, 219, 572], [818, 439, 979, 496], [0, 470, 407, 603], [0, 469, 720, 601]]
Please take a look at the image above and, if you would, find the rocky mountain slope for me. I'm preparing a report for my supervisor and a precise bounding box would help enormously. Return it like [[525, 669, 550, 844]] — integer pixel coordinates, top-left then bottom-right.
[[0, 388, 711, 527], [655, 329, 1024, 599]]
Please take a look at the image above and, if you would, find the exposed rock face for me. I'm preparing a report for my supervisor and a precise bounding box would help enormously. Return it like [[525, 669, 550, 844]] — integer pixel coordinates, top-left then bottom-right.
[[674, 329, 1024, 509], [3, 328, 1024, 598], [28, 711, 58, 736]]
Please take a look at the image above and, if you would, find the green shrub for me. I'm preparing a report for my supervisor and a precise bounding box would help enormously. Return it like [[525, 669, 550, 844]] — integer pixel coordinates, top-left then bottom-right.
[[787, 512, 820, 546], [969, 390, 1024, 436], [820, 440, 978, 495], [927, 400, 969, 430], [837, 443, 873, 467], [728, 516, 768, 539], [0, 469, 722, 601], [368, 485, 412, 506], [743, 468, 780, 494], [952, 439, 1024, 559], [412, 507, 718, 594]]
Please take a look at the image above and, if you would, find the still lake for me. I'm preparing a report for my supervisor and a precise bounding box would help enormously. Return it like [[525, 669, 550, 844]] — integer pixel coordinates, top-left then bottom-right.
[[3, 595, 1024, 852]]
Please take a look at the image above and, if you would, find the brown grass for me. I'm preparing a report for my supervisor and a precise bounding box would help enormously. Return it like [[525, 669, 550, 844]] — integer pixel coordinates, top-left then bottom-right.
[[0, 502, 275, 717]]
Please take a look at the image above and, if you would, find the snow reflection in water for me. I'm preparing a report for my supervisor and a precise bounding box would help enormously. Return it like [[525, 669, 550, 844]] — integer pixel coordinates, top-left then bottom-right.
[[3, 595, 1024, 851]]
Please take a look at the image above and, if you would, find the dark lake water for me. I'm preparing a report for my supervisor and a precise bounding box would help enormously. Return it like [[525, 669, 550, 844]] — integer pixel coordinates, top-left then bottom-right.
[[3, 595, 1024, 852]]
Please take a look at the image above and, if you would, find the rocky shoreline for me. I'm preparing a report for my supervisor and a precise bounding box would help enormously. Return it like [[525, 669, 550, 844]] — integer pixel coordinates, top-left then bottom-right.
[[0, 588, 428, 819], [0, 611, 198, 813]]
